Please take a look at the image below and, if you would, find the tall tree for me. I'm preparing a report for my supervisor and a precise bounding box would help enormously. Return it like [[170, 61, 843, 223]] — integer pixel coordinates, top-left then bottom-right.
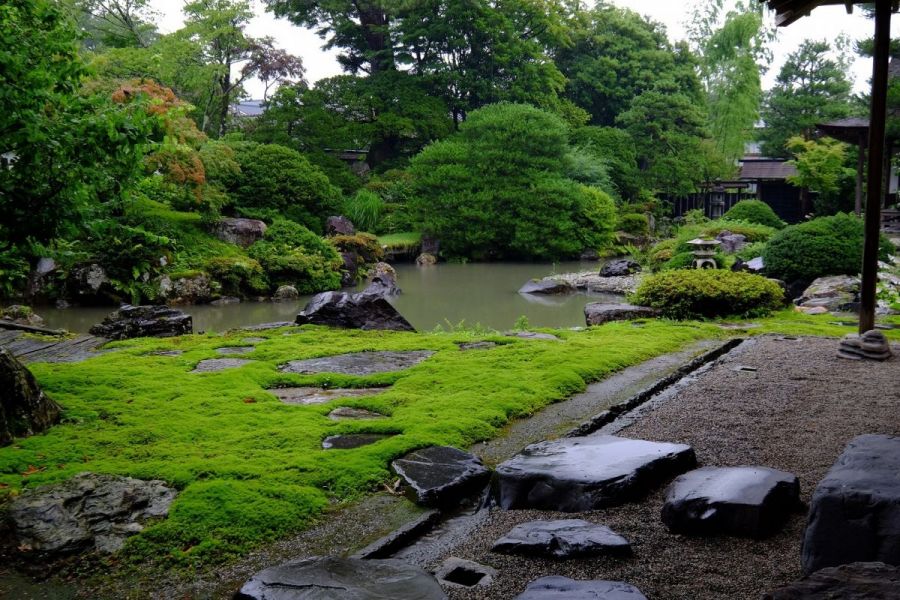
[[74, 0, 160, 49], [759, 39, 853, 157]]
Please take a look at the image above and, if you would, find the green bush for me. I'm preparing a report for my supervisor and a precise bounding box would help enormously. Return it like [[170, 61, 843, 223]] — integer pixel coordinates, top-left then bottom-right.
[[618, 213, 649, 236], [763, 213, 893, 283], [248, 219, 342, 293], [647, 219, 776, 270], [328, 233, 384, 265], [204, 257, 269, 297], [724, 200, 786, 229], [631, 270, 784, 319], [661, 251, 725, 271]]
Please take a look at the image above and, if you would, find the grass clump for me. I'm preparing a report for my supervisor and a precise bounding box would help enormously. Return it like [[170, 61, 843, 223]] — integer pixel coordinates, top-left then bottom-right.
[[378, 232, 422, 251], [632, 270, 784, 319]]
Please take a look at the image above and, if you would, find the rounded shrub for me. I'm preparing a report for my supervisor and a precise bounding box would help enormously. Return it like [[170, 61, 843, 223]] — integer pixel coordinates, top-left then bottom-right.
[[618, 213, 649, 236], [724, 200, 786, 229], [248, 219, 342, 293], [763, 213, 893, 283], [631, 270, 784, 319]]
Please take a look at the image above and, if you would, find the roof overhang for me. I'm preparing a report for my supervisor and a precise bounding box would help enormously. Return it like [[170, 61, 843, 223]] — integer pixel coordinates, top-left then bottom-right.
[[760, 1, 899, 27]]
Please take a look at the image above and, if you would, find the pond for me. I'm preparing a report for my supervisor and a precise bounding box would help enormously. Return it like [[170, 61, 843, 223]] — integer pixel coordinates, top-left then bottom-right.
[[38, 261, 623, 333]]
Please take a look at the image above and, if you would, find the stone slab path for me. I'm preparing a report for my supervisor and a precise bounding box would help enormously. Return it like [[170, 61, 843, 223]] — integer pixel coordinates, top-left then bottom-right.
[[0, 329, 108, 364]]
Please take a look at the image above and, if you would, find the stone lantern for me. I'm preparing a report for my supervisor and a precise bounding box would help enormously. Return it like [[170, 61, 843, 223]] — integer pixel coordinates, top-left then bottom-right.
[[709, 183, 726, 219], [686, 238, 721, 269]]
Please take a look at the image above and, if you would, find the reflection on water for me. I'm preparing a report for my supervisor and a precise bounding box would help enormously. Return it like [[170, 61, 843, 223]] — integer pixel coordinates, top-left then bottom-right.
[[38, 261, 622, 333]]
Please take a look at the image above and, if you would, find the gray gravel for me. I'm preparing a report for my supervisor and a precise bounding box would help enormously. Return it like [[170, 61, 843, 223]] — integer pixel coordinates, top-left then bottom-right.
[[435, 335, 900, 600]]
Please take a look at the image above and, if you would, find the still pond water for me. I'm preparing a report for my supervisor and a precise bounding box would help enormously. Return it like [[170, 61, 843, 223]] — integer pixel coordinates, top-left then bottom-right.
[[39, 262, 622, 333]]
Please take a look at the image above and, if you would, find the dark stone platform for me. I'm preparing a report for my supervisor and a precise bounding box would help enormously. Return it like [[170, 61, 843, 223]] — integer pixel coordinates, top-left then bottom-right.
[[764, 562, 900, 600], [492, 519, 631, 559], [514, 576, 647, 600], [281, 351, 434, 376], [322, 433, 395, 450], [392, 446, 491, 507]]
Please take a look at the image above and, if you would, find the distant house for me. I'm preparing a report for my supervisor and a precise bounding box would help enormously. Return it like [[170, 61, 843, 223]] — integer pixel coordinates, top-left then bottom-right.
[[738, 158, 804, 223], [230, 100, 265, 118]]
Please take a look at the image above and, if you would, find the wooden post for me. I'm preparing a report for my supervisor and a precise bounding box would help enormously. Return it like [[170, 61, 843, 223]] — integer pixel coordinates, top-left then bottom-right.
[[856, 133, 865, 217], [860, 0, 892, 334]]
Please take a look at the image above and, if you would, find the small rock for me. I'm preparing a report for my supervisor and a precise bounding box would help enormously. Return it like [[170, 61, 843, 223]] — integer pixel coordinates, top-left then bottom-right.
[[89, 305, 192, 340], [273, 285, 300, 301], [416, 253, 437, 266], [764, 562, 900, 599], [716, 231, 747, 254], [281, 351, 433, 376], [210, 296, 241, 306], [213, 217, 267, 248], [514, 576, 647, 600], [359, 264, 401, 298], [328, 407, 385, 420], [434, 557, 496, 589], [341, 251, 360, 287], [661, 466, 800, 538], [215, 346, 254, 355], [797, 275, 859, 312], [270, 387, 385, 405], [159, 273, 213, 305], [325, 216, 356, 237], [599, 259, 641, 277], [296, 290, 413, 331], [584, 303, 660, 326], [518, 279, 575, 295], [0, 348, 61, 447], [192, 358, 253, 373], [322, 433, 395, 450], [458, 341, 497, 351], [492, 519, 631, 559], [1, 305, 44, 327], [392, 446, 491, 507], [234, 556, 447, 600], [504, 331, 560, 341], [746, 256, 765, 272]]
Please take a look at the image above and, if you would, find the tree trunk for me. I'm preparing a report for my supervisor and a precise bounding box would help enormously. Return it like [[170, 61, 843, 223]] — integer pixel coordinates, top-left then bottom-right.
[[359, 7, 393, 74]]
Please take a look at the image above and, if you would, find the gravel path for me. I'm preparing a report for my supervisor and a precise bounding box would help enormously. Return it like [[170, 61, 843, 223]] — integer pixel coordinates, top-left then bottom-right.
[[435, 335, 900, 600]]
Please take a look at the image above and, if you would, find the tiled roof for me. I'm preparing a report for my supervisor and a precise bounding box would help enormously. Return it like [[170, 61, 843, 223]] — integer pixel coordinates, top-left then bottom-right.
[[739, 160, 798, 180]]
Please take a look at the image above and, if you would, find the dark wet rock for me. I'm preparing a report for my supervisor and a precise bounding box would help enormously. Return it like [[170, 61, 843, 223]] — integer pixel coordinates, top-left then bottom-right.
[[210, 296, 241, 306], [296, 290, 413, 332], [359, 264, 401, 298], [584, 303, 660, 326], [157, 273, 213, 305], [89, 305, 192, 340], [716, 231, 747, 254], [328, 407, 386, 420], [0, 348, 61, 447], [797, 275, 859, 312], [434, 557, 497, 589], [764, 562, 900, 600], [214, 217, 267, 248], [270, 387, 385, 405], [6, 473, 176, 558], [599, 259, 641, 277], [242, 321, 295, 331], [504, 331, 560, 341], [518, 279, 575, 295], [215, 346, 254, 355], [416, 253, 437, 266], [322, 433, 395, 450], [458, 341, 497, 351], [802, 434, 900, 574], [341, 251, 360, 287], [492, 519, 631, 559], [392, 446, 491, 507], [67, 263, 117, 303], [281, 351, 433, 376], [661, 466, 800, 538], [1, 305, 44, 327], [273, 285, 299, 301], [234, 556, 447, 600], [496, 435, 696, 511], [25, 258, 58, 300], [514, 576, 647, 600], [192, 358, 253, 373], [326, 216, 356, 237]]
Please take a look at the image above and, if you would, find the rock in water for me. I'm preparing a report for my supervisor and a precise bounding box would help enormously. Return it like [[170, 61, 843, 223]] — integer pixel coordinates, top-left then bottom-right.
[[802, 434, 900, 574], [214, 217, 267, 248], [325, 215, 356, 237], [764, 562, 900, 600], [599, 259, 641, 277], [6, 472, 176, 558], [0, 348, 61, 446], [234, 556, 447, 600], [272, 285, 300, 301], [89, 305, 192, 340], [416, 253, 437, 266], [584, 304, 660, 326], [661, 466, 800, 538], [518, 279, 575, 295], [296, 291, 414, 331], [496, 435, 696, 511], [392, 446, 491, 507], [514, 576, 647, 600], [492, 519, 631, 559]]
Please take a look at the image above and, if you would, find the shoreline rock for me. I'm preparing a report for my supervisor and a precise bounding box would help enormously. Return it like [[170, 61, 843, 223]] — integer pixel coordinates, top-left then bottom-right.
[[531, 271, 642, 295]]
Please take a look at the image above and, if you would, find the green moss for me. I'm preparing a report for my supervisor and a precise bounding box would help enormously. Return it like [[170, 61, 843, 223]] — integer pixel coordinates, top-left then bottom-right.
[[377, 231, 422, 250]]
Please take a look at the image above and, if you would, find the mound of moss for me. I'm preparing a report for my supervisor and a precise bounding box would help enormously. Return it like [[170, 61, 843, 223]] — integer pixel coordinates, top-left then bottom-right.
[[632, 270, 784, 319], [724, 200, 785, 229]]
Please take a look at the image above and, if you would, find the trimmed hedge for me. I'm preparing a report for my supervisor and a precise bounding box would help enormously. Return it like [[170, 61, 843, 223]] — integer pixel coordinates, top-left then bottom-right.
[[724, 200, 786, 229], [631, 270, 784, 319]]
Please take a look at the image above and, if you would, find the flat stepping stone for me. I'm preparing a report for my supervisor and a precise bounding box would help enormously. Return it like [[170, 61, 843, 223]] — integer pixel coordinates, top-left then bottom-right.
[[661, 466, 800, 538], [235, 556, 447, 600], [328, 407, 386, 420], [242, 321, 295, 331], [215, 346, 254, 355], [270, 387, 384, 406], [764, 562, 900, 599], [433, 557, 496, 589], [281, 350, 434, 375], [802, 434, 900, 574], [458, 341, 497, 351], [150, 350, 182, 357], [192, 358, 253, 373], [322, 433, 395, 450], [504, 331, 560, 341], [514, 576, 647, 600], [492, 519, 631, 559], [241, 337, 266, 344], [392, 446, 491, 507], [497, 435, 696, 511]]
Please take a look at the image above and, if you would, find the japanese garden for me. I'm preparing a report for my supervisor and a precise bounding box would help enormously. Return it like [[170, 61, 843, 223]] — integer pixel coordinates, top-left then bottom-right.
[[1, 0, 899, 598]]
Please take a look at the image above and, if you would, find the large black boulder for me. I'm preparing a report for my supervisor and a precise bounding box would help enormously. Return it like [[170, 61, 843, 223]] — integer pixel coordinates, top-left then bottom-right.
[[296, 291, 414, 331], [661, 466, 800, 538], [514, 576, 647, 600], [492, 519, 631, 559], [392, 446, 491, 507], [89, 305, 192, 340], [496, 435, 696, 512], [599, 259, 641, 277], [764, 562, 900, 600], [234, 556, 447, 600], [802, 434, 900, 574], [0, 348, 61, 447]]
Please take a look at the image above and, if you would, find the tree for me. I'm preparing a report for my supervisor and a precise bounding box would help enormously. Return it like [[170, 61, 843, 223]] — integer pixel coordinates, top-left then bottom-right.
[[786, 136, 855, 216], [759, 40, 853, 157], [408, 103, 616, 260], [74, 0, 160, 49]]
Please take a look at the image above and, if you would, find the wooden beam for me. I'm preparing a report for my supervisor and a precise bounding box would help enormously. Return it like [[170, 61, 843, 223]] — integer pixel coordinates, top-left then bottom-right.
[[860, 0, 892, 334], [856, 132, 865, 216]]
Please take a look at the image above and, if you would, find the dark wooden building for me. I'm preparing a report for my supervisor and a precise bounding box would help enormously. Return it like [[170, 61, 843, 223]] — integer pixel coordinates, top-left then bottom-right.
[[738, 158, 804, 223]]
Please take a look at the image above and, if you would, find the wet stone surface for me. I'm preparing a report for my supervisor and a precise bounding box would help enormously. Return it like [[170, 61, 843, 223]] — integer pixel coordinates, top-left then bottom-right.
[[514, 576, 648, 600], [328, 407, 386, 420], [215, 346, 255, 355], [322, 433, 395, 450], [191, 358, 253, 372], [661, 466, 800, 538], [281, 350, 435, 376], [234, 556, 448, 600], [241, 337, 267, 344], [458, 341, 498, 351], [149, 350, 183, 357], [763, 562, 900, 600], [491, 519, 631, 559], [496, 435, 696, 511], [392, 446, 491, 507], [504, 331, 560, 341], [269, 387, 385, 406]]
